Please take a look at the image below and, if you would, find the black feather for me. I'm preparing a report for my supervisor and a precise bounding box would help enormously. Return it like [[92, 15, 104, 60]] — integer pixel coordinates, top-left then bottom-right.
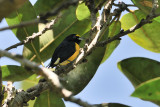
[[47, 34, 82, 68]]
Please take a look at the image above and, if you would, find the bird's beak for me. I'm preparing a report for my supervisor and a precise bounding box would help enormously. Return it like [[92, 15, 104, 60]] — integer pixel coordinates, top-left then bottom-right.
[[78, 37, 85, 41]]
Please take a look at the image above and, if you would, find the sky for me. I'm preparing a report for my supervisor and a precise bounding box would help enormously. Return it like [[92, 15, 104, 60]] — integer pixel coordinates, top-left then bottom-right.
[[0, 0, 159, 107]]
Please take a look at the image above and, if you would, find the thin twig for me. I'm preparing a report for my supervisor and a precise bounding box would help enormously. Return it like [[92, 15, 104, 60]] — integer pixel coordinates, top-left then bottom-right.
[[97, 13, 160, 47], [101, 0, 115, 24], [40, 0, 79, 20], [93, 103, 130, 107], [150, 0, 159, 15], [0, 19, 40, 31], [113, 3, 136, 7], [4, 0, 79, 51], [96, 1, 160, 47], [0, 0, 79, 32], [5, 20, 55, 51]]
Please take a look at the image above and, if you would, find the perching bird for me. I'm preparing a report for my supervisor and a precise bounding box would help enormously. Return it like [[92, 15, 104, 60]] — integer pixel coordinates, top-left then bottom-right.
[[47, 34, 83, 68]]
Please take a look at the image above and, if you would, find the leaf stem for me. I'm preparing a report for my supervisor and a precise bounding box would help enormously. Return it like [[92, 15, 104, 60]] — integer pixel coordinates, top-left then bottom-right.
[[31, 41, 44, 67]]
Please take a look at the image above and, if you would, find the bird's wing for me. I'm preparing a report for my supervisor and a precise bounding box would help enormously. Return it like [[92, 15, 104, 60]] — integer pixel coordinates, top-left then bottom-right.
[[56, 41, 75, 63], [48, 41, 75, 68]]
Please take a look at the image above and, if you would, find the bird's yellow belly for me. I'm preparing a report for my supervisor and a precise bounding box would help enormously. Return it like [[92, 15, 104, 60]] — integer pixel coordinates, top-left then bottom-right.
[[60, 43, 80, 65]]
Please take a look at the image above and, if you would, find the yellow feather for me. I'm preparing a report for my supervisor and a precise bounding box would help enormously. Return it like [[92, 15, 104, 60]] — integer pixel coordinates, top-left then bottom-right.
[[54, 58, 60, 64], [60, 43, 80, 65]]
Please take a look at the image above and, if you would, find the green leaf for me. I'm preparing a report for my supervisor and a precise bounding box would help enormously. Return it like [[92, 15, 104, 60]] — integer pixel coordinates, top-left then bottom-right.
[[132, 77, 160, 102], [101, 21, 121, 63], [117, 57, 160, 88], [153, 16, 160, 23], [1, 65, 33, 81], [23, 6, 91, 63], [20, 74, 40, 90], [61, 46, 106, 94], [0, 0, 27, 21], [34, 90, 65, 107], [76, 3, 90, 20], [57, 7, 108, 94], [131, 0, 160, 14], [2, 85, 7, 104], [38, 23, 54, 49], [19, 74, 40, 106], [58, 12, 108, 94], [5, 1, 40, 61], [23, 22, 54, 63], [94, 103, 130, 107], [118, 57, 160, 105], [34, 0, 65, 15], [121, 10, 160, 53]]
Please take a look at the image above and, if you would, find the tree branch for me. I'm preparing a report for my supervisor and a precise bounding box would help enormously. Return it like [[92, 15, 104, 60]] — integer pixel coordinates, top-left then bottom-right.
[[56, 1, 160, 75], [93, 103, 129, 107], [40, 0, 79, 20], [55, 0, 119, 74], [97, 1, 160, 47], [5, 20, 55, 51], [150, 0, 159, 15], [86, 0, 97, 27], [0, 19, 40, 32], [97, 14, 160, 47], [3, 82, 16, 107], [0, 0, 79, 32], [0, 49, 93, 107], [101, 0, 115, 24]]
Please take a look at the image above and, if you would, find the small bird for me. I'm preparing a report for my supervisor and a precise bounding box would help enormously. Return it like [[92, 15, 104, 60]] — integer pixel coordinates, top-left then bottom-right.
[[47, 34, 83, 68]]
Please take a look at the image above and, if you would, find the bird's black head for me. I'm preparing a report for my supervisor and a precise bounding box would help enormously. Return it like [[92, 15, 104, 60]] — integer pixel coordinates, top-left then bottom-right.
[[65, 34, 83, 44]]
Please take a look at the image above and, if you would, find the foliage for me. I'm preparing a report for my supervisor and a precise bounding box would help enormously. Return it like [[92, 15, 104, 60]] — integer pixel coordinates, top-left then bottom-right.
[[1, 0, 160, 106]]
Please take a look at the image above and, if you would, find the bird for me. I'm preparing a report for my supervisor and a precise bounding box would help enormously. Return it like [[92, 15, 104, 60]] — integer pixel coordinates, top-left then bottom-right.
[[47, 34, 83, 68]]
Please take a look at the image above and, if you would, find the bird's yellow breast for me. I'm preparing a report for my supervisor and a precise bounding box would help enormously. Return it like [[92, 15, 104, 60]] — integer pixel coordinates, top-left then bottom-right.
[[60, 43, 80, 65]]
